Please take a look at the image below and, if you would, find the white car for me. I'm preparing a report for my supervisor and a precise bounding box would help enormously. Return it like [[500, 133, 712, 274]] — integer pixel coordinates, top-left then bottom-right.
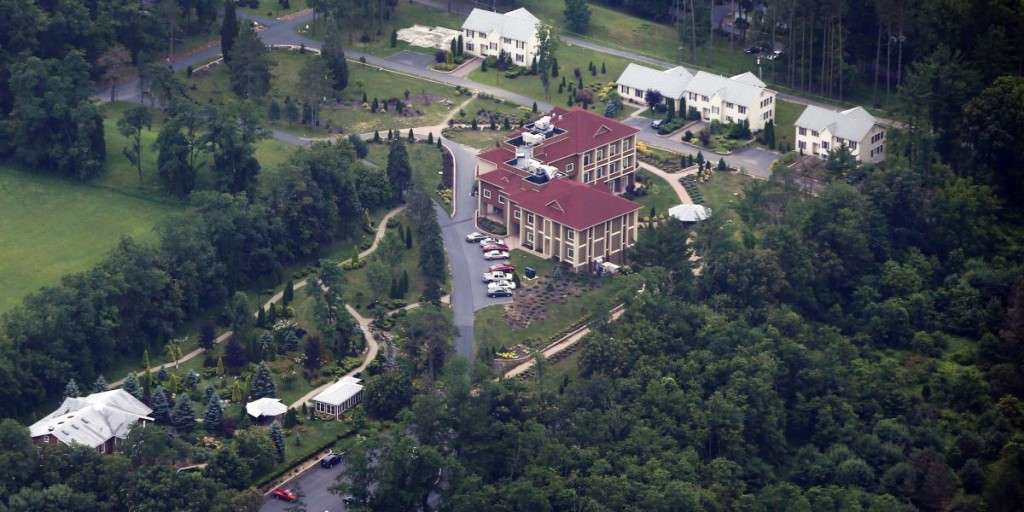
[[465, 232, 488, 243], [478, 237, 505, 247], [483, 250, 510, 261], [487, 279, 517, 290], [482, 271, 512, 282]]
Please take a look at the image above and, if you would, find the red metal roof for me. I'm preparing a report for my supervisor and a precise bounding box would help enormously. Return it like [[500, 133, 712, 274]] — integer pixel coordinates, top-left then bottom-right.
[[478, 167, 521, 188], [507, 179, 641, 230]]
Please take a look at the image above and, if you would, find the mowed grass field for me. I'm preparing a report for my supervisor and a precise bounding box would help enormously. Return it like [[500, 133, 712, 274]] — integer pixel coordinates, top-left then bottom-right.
[[0, 165, 180, 313]]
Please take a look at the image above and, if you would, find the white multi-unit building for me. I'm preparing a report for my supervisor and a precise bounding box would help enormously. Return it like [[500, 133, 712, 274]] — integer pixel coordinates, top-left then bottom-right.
[[461, 8, 541, 66], [616, 65, 777, 130], [794, 105, 887, 163]]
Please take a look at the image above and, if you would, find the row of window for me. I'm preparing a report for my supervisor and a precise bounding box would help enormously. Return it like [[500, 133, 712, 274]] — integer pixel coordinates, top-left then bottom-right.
[[760, 96, 774, 108], [582, 139, 632, 166], [870, 145, 885, 157], [870, 131, 885, 143], [761, 109, 773, 120]]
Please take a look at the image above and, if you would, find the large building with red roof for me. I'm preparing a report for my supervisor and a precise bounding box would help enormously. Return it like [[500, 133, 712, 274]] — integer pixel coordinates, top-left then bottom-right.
[[476, 107, 642, 272]]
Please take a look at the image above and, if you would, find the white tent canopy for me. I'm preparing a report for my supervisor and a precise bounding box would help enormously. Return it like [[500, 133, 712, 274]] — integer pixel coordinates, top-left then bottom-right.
[[668, 204, 712, 222], [246, 397, 287, 418]]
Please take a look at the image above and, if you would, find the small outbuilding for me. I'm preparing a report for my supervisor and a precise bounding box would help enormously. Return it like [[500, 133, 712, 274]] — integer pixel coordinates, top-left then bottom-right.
[[311, 376, 364, 419], [245, 397, 288, 425]]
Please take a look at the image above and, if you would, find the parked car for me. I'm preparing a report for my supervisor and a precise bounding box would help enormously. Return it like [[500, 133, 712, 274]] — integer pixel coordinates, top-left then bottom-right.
[[651, 118, 666, 129], [320, 454, 342, 468], [483, 250, 510, 261], [744, 45, 761, 54], [478, 237, 505, 247], [769, 50, 784, 61], [489, 262, 516, 273], [343, 496, 356, 505], [465, 231, 488, 243], [487, 286, 513, 298], [271, 489, 298, 502], [483, 271, 512, 282], [488, 279, 517, 290], [481, 243, 510, 253]]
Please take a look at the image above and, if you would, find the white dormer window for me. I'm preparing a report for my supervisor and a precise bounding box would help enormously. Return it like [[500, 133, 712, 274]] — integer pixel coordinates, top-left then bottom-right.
[[43, 435, 50, 443], [567, 229, 575, 240], [527, 213, 535, 225], [610, 143, 618, 155], [583, 153, 591, 165], [498, 195, 505, 204], [566, 163, 574, 172], [514, 209, 521, 219], [483, 189, 491, 199], [597, 149, 604, 160]]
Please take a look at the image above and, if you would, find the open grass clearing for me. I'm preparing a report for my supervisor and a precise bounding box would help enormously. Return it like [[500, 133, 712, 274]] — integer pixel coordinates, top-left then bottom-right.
[[467, 43, 633, 106], [183, 49, 462, 137], [541, 351, 582, 392], [695, 171, 748, 221], [363, 142, 445, 197], [768, 99, 803, 152], [0, 164, 181, 314]]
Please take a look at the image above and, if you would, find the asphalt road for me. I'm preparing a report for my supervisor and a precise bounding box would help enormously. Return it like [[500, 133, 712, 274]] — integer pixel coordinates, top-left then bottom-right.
[[261, 457, 348, 512]]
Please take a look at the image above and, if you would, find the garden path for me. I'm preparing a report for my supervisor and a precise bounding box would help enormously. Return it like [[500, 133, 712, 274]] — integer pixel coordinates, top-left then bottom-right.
[[638, 161, 696, 205], [111, 206, 407, 388], [500, 304, 627, 380]]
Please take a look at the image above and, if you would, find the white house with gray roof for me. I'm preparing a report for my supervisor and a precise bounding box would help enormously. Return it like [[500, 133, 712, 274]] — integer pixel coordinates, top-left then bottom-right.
[[461, 8, 540, 66], [30, 389, 153, 453], [615, 66, 777, 130], [616, 63, 693, 104], [794, 105, 886, 163]]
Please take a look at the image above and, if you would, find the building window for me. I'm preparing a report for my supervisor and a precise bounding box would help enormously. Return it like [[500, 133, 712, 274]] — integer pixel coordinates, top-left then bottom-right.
[[738, 105, 747, 114], [609, 143, 618, 155], [583, 171, 592, 182], [466, 43, 474, 52], [799, 127, 807, 136], [516, 40, 525, 49], [482, 189, 491, 199], [623, 138, 632, 150], [849, 141, 858, 151], [515, 54, 524, 62], [43, 435, 49, 443], [712, 106, 719, 114], [726, 116, 733, 123], [526, 232, 534, 242], [811, 130, 819, 137], [514, 209, 521, 219], [498, 195, 505, 204], [635, 89, 643, 98], [566, 163, 574, 172], [465, 29, 473, 37], [821, 141, 829, 150], [583, 153, 591, 165], [527, 213, 534, 225], [597, 149, 604, 160], [596, 166, 606, 179], [624, 156, 632, 168], [567, 229, 575, 240], [726, 102, 734, 109], [566, 248, 574, 261], [610, 161, 619, 173], [798, 141, 806, 150], [503, 37, 511, 44], [489, 42, 497, 50], [701, 95, 709, 102]]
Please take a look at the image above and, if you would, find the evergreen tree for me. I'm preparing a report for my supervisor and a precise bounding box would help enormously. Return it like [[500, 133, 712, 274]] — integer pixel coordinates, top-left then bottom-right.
[[284, 99, 299, 125], [227, 23, 273, 98], [284, 408, 297, 428], [93, 375, 109, 393], [321, 24, 349, 91], [157, 366, 170, 382], [268, 100, 281, 121], [373, 130, 382, 143], [390, 277, 399, 299], [386, 140, 412, 201], [284, 280, 295, 305], [530, 56, 538, 75], [532, 101, 538, 113], [718, 157, 727, 171], [267, 302, 278, 325], [552, 58, 559, 77], [256, 306, 266, 328], [63, 378, 81, 400], [471, 118, 478, 130], [216, 356, 225, 377], [204, 390, 223, 433], [150, 386, 171, 423], [481, 59, 488, 72], [401, 270, 410, 296], [390, 29, 398, 48], [269, 421, 285, 461], [183, 370, 200, 390], [449, 38, 457, 56], [427, 132, 434, 144], [251, 361, 277, 400], [284, 330, 299, 352], [405, 226, 413, 248], [204, 384, 216, 405], [123, 374, 142, 399], [601, 62, 606, 74], [457, 35, 464, 56], [221, 0, 239, 63], [172, 395, 197, 432], [407, 128, 415, 142], [564, 0, 592, 33], [436, 136, 442, 149], [764, 119, 776, 149]]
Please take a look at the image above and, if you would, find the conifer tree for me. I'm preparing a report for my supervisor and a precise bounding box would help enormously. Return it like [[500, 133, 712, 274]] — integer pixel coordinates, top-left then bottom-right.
[[183, 370, 200, 389], [251, 361, 277, 400], [200, 320, 217, 350], [256, 306, 266, 328], [405, 227, 413, 248], [407, 128, 415, 142], [63, 378, 81, 400], [172, 395, 197, 432], [123, 374, 142, 399], [427, 132, 434, 144], [157, 366, 170, 382], [93, 375, 109, 393], [269, 421, 285, 461], [204, 384, 216, 405], [204, 390, 223, 433], [150, 386, 171, 423], [284, 330, 299, 352]]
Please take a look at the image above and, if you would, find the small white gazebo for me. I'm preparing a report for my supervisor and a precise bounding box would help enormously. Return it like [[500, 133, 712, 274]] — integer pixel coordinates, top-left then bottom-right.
[[245, 397, 287, 425], [668, 204, 712, 223]]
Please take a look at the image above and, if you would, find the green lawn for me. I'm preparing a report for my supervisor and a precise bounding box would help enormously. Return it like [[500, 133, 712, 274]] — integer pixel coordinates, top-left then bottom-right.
[[542, 351, 582, 392], [696, 171, 747, 221], [363, 142, 445, 197], [467, 44, 634, 105], [770, 99, 804, 153], [0, 165, 181, 314], [633, 169, 682, 216]]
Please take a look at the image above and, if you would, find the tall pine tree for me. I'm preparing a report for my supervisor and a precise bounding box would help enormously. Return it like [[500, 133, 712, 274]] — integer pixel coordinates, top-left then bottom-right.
[[150, 386, 171, 423], [63, 378, 81, 400], [269, 421, 285, 461], [321, 24, 349, 91], [221, 0, 239, 63], [386, 139, 412, 202], [123, 374, 142, 399], [251, 361, 277, 400], [172, 396, 197, 432], [204, 390, 224, 433]]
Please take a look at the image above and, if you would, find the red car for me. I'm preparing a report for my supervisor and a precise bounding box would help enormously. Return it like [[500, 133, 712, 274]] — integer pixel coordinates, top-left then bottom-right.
[[489, 262, 515, 273], [481, 243, 510, 253], [271, 488, 298, 502]]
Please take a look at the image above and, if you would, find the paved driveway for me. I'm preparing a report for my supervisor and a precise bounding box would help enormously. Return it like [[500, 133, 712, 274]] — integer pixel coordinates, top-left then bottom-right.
[[385, 50, 437, 69], [262, 458, 347, 512]]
